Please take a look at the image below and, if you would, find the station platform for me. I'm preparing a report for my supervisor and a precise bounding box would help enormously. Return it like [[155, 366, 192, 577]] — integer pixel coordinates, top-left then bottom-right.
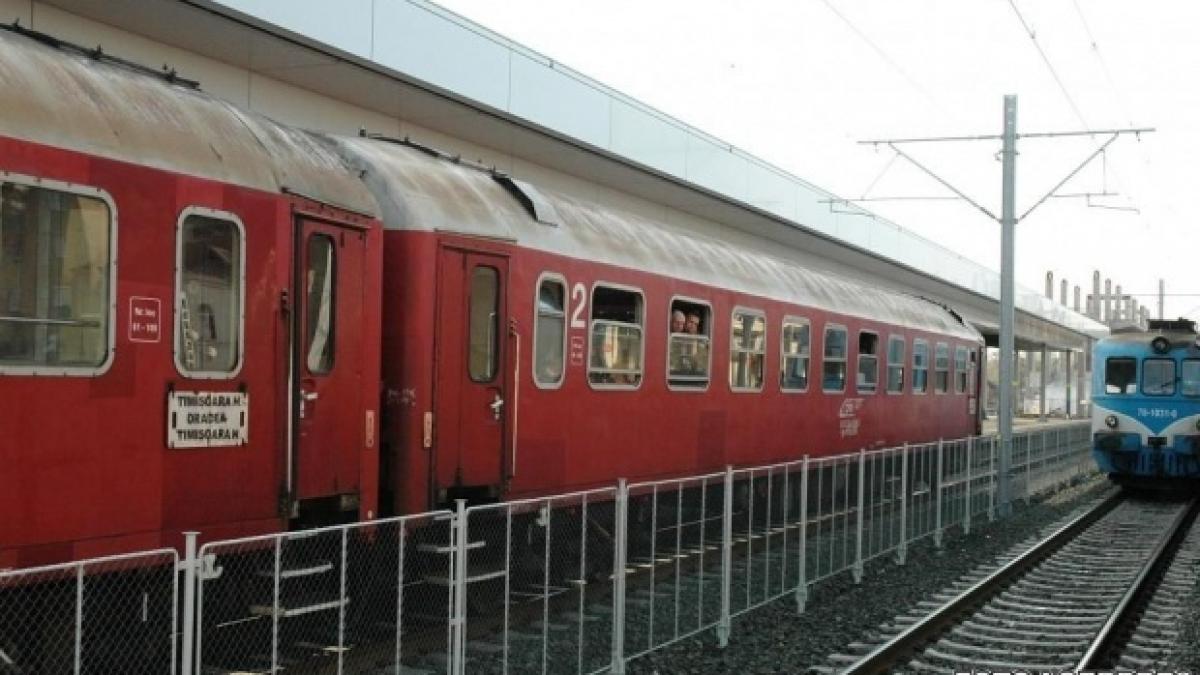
[[981, 416, 1088, 435]]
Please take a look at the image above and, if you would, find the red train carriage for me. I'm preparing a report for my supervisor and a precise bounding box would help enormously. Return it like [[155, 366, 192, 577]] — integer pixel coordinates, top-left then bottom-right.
[[334, 136, 984, 517], [0, 27, 383, 570], [0, 22, 983, 572]]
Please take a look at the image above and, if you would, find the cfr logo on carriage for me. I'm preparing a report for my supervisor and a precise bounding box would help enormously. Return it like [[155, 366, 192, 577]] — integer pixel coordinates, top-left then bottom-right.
[[839, 398, 865, 418]]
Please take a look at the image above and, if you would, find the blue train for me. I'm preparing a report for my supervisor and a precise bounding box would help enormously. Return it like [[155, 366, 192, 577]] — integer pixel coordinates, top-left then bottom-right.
[[1092, 318, 1200, 482]]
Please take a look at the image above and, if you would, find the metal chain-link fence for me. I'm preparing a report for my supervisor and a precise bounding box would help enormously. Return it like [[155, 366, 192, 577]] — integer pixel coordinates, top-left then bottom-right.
[[194, 511, 454, 675], [0, 549, 177, 675], [1, 423, 1095, 675]]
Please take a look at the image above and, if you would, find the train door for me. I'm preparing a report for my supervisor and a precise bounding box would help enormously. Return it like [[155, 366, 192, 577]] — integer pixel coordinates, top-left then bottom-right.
[[292, 216, 369, 508], [433, 245, 509, 500]]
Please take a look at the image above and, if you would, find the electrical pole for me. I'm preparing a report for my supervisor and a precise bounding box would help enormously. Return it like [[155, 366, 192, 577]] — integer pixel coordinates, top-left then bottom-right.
[[998, 95, 1017, 515], [853, 98, 1150, 516]]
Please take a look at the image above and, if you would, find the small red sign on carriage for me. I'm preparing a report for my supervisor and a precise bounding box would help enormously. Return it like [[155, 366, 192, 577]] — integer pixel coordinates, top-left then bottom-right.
[[128, 296, 162, 343]]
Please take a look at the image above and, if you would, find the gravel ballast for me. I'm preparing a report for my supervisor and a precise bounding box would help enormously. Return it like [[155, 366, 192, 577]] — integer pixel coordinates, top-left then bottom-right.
[[627, 475, 1117, 674]]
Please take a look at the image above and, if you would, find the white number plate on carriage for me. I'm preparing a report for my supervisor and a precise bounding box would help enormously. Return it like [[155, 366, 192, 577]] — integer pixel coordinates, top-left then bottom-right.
[[167, 391, 249, 448]]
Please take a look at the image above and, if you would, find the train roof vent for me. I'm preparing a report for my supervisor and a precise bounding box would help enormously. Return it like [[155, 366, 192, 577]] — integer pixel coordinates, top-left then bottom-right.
[[2, 21, 200, 89], [493, 174, 561, 227], [1147, 318, 1197, 333]]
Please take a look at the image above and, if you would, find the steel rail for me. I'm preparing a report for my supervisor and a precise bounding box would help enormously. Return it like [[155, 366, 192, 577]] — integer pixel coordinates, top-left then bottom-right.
[[840, 492, 1124, 675], [1074, 496, 1199, 670]]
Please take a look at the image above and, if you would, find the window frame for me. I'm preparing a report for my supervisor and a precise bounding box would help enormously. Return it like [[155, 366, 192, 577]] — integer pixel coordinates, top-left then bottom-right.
[[856, 329, 880, 395], [586, 281, 645, 391], [1141, 357, 1176, 397], [912, 338, 929, 395], [822, 323, 849, 394], [729, 306, 767, 393], [464, 263, 500, 383], [174, 206, 247, 380], [1104, 356, 1137, 395], [666, 294, 713, 393], [954, 345, 969, 394], [0, 171, 118, 378], [780, 315, 811, 394], [886, 334, 906, 395], [531, 271, 568, 390], [1181, 358, 1200, 397], [934, 341, 950, 394]]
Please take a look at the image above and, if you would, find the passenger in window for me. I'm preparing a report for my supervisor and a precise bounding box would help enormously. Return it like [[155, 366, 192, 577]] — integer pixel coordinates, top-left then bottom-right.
[[671, 309, 687, 334], [685, 312, 702, 335]]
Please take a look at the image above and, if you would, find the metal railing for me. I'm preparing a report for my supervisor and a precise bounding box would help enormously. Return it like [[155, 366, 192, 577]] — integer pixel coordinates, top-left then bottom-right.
[[0, 423, 1095, 674], [0, 548, 178, 674]]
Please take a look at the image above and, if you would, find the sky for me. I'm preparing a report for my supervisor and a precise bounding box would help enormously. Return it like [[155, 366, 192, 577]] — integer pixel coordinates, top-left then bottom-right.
[[433, 0, 1200, 322]]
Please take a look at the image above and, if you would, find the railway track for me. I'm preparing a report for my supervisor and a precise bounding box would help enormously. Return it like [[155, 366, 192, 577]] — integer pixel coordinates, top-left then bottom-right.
[[825, 492, 1199, 674]]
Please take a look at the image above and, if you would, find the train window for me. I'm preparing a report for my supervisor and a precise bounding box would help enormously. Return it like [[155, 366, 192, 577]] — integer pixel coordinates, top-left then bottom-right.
[[968, 350, 978, 395], [857, 331, 879, 393], [912, 340, 929, 394], [668, 298, 711, 390], [467, 266, 499, 382], [823, 325, 848, 393], [934, 342, 950, 393], [533, 275, 566, 388], [176, 210, 244, 377], [1105, 357, 1136, 394], [305, 235, 338, 374], [588, 284, 643, 388], [0, 181, 113, 373], [886, 335, 905, 394], [955, 346, 968, 394], [730, 309, 766, 391], [780, 317, 810, 392], [1182, 360, 1200, 397], [1142, 358, 1175, 396]]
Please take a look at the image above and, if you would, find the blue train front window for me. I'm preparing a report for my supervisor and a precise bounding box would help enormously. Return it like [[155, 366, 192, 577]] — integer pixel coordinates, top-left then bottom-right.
[[1182, 359, 1200, 397], [1142, 358, 1176, 396], [1105, 357, 1136, 394]]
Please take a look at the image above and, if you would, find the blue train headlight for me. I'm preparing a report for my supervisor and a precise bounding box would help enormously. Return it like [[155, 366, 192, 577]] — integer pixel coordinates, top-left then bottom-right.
[[1105, 415, 1119, 429], [1152, 336, 1171, 354]]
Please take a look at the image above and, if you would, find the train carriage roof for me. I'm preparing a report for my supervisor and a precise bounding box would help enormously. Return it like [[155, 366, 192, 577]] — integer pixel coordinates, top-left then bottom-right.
[[338, 135, 981, 342], [0, 26, 376, 216]]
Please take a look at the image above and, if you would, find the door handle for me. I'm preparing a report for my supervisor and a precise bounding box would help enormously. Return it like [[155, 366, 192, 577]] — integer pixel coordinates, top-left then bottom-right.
[[300, 390, 318, 419], [489, 393, 505, 421]]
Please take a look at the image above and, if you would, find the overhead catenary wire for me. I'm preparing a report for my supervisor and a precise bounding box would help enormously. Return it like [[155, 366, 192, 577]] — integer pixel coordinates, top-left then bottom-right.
[[1071, 0, 1158, 221], [1006, 0, 1090, 130], [818, 0, 950, 123], [1071, 0, 1133, 128], [1007, 0, 1144, 216], [859, 152, 899, 200]]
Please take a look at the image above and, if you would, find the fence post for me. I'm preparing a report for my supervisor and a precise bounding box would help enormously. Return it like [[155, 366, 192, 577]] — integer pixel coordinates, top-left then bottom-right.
[[795, 456, 809, 614], [271, 537, 281, 674], [452, 499, 468, 675], [896, 444, 908, 565], [934, 438, 944, 549], [717, 465, 733, 648], [853, 449, 865, 583], [338, 528, 348, 675], [989, 434, 998, 522], [611, 479, 628, 675], [964, 436, 973, 535], [1028, 430, 1040, 502], [74, 564, 83, 675], [180, 532, 199, 675]]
